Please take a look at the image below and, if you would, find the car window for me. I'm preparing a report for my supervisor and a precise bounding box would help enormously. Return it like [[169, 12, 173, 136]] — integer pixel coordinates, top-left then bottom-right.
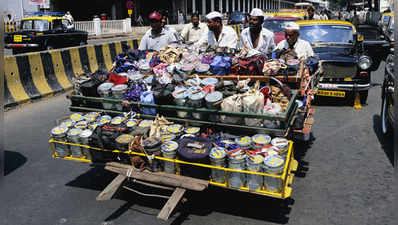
[[21, 20, 33, 30], [300, 25, 354, 43], [263, 20, 295, 33], [34, 20, 49, 31], [52, 19, 65, 30], [383, 15, 391, 25]]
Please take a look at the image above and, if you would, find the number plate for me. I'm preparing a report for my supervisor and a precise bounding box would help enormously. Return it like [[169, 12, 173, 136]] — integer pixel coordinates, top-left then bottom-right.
[[317, 90, 346, 98], [13, 35, 22, 42]]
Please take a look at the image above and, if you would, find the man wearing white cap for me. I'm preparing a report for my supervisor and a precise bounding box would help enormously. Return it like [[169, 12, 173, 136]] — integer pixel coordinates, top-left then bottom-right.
[[274, 22, 314, 59], [240, 8, 275, 55], [195, 11, 238, 49]]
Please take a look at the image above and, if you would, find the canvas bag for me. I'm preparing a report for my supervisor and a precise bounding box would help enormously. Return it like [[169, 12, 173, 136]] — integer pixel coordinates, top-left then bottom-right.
[[262, 59, 287, 76], [220, 94, 243, 124], [241, 81, 264, 127]]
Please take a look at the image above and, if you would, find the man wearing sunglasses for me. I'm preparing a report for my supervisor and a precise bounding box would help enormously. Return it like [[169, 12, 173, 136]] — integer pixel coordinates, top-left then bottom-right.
[[138, 11, 178, 51], [240, 8, 275, 55], [195, 11, 238, 49]]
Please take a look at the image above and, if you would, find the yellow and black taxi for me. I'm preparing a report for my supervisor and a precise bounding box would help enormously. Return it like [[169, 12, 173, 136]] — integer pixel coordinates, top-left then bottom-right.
[[297, 20, 385, 104], [4, 12, 88, 55]]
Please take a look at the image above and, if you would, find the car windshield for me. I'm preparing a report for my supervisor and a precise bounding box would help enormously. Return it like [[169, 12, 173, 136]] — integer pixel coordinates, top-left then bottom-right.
[[20, 19, 49, 31], [300, 25, 354, 44], [263, 19, 296, 33]]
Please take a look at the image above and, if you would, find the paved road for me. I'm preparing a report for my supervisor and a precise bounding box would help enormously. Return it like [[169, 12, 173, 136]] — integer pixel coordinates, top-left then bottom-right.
[[3, 63, 394, 225]]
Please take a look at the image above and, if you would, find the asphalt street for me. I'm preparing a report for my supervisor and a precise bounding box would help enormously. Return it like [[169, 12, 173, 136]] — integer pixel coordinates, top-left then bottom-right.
[[2, 62, 394, 225]]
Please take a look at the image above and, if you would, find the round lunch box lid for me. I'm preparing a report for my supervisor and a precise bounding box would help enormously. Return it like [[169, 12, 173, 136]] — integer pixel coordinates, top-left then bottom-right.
[[116, 134, 134, 145], [161, 134, 177, 142], [229, 152, 246, 160], [98, 82, 114, 91], [195, 63, 210, 72], [184, 127, 200, 134], [70, 113, 84, 122], [223, 80, 234, 86], [182, 64, 195, 72], [161, 141, 179, 152], [111, 116, 124, 125], [129, 73, 144, 81], [51, 126, 68, 136], [79, 129, 93, 138], [264, 155, 285, 168], [189, 90, 206, 101], [98, 115, 112, 125], [286, 59, 300, 66], [205, 91, 223, 103], [167, 124, 184, 134], [248, 154, 264, 164], [68, 128, 83, 136], [74, 121, 88, 129], [201, 77, 218, 86], [139, 120, 153, 128], [252, 134, 272, 145], [126, 119, 138, 127], [235, 136, 252, 147], [271, 137, 289, 149], [142, 136, 161, 149], [209, 147, 226, 159], [173, 88, 189, 99], [111, 84, 128, 92], [177, 138, 211, 160], [85, 112, 99, 119], [186, 78, 201, 86], [59, 119, 75, 128]]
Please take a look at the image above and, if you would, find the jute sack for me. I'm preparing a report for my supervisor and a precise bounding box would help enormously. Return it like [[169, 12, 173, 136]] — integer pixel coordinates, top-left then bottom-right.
[[242, 81, 264, 127], [221, 94, 243, 124]]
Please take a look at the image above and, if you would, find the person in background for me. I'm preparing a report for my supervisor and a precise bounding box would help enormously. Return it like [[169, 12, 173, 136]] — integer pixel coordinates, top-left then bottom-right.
[[138, 11, 178, 51], [195, 11, 238, 49], [240, 8, 275, 55], [273, 22, 314, 59], [320, 9, 329, 20], [305, 6, 321, 20], [64, 11, 74, 23], [160, 13, 183, 42], [180, 12, 208, 43]]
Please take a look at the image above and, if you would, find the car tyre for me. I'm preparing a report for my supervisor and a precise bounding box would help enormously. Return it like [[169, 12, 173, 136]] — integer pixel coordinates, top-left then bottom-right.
[[381, 95, 392, 135]]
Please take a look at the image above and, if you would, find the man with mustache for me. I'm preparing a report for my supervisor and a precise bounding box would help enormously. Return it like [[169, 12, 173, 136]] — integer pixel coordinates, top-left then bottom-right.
[[273, 22, 314, 59], [240, 8, 275, 55], [195, 11, 238, 49], [180, 12, 208, 43]]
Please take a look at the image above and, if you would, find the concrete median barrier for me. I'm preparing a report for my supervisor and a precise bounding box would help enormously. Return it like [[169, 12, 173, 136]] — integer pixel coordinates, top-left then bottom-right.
[[4, 38, 141, 108]]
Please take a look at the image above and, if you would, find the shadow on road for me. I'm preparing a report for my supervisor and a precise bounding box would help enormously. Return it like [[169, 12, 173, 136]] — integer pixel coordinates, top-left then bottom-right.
[[5, 151, 27, 176], [293, 136, 313, 178], [373, 115, 394, 166], [313, 95, 354, 107], [67, 167, 294, 224]]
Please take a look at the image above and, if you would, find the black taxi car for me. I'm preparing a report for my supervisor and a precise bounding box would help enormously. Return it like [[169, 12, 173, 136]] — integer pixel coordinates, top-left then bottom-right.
[[297, 20, 385, 104], [5, 14, 88, 54]]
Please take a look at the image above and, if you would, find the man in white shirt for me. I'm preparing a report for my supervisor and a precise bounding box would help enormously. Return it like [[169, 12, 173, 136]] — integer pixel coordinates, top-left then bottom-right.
[[305, 6, 321, 20], [160, 14, 183, 42], [274, 22, 314, 59], [180, 13, 208, 43], [240, 8, 276, 55], [196, 11, 238, 49], [138, 11, 178, 51]]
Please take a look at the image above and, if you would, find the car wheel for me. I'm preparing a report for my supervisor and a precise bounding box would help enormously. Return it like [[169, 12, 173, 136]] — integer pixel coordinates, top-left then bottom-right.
[[381, 95, 392, 134]]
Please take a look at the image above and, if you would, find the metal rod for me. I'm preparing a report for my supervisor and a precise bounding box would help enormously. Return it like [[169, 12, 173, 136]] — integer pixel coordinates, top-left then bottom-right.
[[122, 186, 170, 199], [71, 92, 297, 120], [69, 106, 289, 136]]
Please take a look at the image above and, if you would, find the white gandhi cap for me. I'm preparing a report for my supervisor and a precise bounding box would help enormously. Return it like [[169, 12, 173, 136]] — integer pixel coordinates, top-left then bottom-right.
[[206, 11, 223, 20], [285, 22, 300, 30], [250, 8, 264, 17]]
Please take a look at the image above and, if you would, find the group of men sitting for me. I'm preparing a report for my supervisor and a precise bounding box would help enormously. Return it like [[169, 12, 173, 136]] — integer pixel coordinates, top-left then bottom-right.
[[138, 8, 314, 60]]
